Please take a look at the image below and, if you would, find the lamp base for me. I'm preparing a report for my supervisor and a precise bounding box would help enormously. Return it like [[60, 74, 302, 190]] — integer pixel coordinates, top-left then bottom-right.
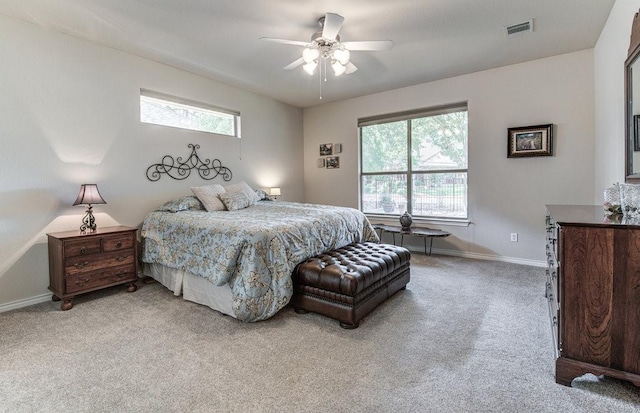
[[80, 205, 97, 233]]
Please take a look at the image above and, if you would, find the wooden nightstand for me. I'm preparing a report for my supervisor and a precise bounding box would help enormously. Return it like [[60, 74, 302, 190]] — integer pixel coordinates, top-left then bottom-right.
[[47, 226, 138, 310]]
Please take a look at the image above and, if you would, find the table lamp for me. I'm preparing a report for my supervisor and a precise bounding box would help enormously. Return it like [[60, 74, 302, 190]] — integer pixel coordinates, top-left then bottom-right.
[[73, 184, 107, 232], [269, 187, 281, 200]]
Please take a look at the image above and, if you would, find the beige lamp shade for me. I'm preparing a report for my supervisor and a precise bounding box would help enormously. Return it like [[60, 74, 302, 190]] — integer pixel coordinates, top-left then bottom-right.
[[73, 184, 107, 206]]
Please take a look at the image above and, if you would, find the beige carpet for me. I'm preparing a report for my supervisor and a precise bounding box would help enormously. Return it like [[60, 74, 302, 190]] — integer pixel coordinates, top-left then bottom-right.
[[1, 254, 639, 412]]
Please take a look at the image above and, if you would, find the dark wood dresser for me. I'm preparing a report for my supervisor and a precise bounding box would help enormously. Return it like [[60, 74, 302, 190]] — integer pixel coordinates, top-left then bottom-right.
[[545, 205, 640, 387], [47, 226, 138, 310]]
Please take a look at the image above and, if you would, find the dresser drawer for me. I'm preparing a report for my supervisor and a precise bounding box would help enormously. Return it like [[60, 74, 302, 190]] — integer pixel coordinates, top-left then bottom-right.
[[103, 234, 134, 252], [65, 250, 135, 276], [65, 265, 136, 294], [64, 238, 102, 258]]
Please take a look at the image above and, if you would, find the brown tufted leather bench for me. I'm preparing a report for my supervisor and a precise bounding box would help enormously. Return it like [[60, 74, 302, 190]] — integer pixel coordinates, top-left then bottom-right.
[[291, 242, 410, 329]]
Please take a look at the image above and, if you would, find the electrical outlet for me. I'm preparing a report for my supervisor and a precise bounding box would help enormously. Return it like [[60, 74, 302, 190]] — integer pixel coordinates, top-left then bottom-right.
[[510, 233, 518, 242]]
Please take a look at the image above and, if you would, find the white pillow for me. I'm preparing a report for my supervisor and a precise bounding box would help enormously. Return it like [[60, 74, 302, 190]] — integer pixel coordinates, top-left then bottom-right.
[[223, 181, 260, 204], [191, 184, 226, 211]]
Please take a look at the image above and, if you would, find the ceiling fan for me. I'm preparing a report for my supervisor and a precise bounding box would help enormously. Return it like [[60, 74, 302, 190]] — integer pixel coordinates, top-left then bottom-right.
[[260, 12, 393, 77]]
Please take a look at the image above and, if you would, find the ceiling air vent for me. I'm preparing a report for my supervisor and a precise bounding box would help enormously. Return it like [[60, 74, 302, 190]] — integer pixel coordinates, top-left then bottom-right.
[[505, 19, 533, 38]]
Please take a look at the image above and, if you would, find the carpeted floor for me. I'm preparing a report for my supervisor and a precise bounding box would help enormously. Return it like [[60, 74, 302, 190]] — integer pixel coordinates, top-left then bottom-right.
[[1, 254, 639, 412]]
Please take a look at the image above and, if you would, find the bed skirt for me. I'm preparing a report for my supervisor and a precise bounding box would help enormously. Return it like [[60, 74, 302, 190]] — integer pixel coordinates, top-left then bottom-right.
[[144, 263, 236, 318]]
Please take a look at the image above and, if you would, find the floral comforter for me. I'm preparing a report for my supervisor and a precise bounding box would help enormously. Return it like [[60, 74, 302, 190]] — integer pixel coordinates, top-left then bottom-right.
[[141, 201, 379, 322]]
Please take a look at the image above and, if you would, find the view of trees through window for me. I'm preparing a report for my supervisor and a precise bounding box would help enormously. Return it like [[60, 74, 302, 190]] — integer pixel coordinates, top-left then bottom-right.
[[140, 91, 239, 137], [360, 106, 468, 219]]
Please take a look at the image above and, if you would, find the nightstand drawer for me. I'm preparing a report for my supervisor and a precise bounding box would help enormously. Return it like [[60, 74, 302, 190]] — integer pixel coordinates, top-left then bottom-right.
[[103, 234, 134, 252], [64, 238, 102, 258], [65, 250, 135, 276], [65, 265, 136, 294]]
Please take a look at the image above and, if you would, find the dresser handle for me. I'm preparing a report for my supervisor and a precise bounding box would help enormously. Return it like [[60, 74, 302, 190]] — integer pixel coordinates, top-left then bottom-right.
[[73, 261, 89, 269], [75, 278, 91, 286], [115, 255, 128, 262], [116, 241, 122, 248], [80, 247, 87, 255]]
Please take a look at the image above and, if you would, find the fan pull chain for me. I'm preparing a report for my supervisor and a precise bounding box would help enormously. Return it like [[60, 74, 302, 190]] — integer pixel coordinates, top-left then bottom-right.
[[319, 58, 323, 100], [323, 58, 328, 82]]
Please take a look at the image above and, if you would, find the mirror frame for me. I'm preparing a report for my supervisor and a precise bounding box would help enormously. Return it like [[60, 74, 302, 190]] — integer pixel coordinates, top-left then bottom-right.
[[626, 10, 640, 183]]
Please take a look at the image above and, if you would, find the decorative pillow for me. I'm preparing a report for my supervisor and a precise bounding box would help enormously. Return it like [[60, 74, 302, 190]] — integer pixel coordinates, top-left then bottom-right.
[[254, 189, 273, 201], [223, 181, 260, 205], [191, 184, 226, 211], [157, 196, 204, 212], [217, 191, 252, 211]]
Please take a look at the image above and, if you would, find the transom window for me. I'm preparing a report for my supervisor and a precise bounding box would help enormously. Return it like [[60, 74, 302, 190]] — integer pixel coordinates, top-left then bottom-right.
[[359, 103, 468, 219], [140, 89, 240, 138]]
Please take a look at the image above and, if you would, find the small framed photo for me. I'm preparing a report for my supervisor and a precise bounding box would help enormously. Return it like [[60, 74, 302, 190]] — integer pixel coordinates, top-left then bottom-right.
[[317, 158, 325, 168], [320, 143, 333, 156], [326, 156, 340, 169], [334, 143, 342, 154], [634, 115, 640, 151], [507, 124, 553, 158]]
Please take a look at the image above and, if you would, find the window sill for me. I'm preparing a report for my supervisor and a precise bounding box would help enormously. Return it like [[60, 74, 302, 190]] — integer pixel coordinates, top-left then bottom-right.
[[366, 214, 471, 227]]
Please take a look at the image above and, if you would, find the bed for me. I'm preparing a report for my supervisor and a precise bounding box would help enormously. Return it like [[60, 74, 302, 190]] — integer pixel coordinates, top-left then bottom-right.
[[140, 199, 379, 322]]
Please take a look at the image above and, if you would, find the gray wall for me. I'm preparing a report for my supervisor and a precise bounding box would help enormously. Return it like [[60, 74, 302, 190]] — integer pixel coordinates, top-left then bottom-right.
[[594, 0, 640, 194], [303, 50, 595, 264], [0, 16, 303, 309]]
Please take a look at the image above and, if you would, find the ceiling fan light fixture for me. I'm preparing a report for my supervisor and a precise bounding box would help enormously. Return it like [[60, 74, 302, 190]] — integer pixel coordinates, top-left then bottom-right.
[[331, 60, 347, 76], [302, 46, 320, 63], [333, 48, 350, 65], [303, 61, 317, 75]]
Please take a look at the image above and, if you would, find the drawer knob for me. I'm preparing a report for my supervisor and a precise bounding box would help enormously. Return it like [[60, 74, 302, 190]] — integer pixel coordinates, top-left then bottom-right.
[[116, 241, 122, 248], [80, 247, 87, 255]]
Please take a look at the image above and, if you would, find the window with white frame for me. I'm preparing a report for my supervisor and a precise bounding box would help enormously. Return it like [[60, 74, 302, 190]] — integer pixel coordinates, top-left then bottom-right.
[[140, 89, 240, 138], [359, 103, 468, 219]]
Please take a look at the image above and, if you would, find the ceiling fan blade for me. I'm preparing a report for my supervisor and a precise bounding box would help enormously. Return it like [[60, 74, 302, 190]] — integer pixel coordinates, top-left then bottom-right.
[[260, 37, 308, 47], [345, 62, 358, 74], [284, 57, 305, 70], [342, 40, 394, 51], [322, 13, 344, 41]]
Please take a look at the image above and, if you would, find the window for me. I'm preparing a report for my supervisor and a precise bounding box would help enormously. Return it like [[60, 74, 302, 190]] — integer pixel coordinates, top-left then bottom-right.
[[359, 103, 468, 219], [140, 89, 240, 138]]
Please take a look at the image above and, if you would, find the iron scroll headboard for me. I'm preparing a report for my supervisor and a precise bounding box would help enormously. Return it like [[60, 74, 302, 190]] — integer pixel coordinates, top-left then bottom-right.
[[146, 143, 232, 182]]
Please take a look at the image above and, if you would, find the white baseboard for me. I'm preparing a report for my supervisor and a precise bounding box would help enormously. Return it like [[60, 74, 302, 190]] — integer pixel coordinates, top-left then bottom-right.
[[0, 293, 52, 313], [405, 245, 547, 267]]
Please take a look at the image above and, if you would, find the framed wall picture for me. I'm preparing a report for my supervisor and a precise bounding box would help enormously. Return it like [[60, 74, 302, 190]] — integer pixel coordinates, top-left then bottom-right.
[[317, 158, 325, 168], [634, 115, 640, 151], [326, 156, 340, 169], [334, 143, 342, 153], [320, 143, 333, 156], [507, 124, 553, 158]]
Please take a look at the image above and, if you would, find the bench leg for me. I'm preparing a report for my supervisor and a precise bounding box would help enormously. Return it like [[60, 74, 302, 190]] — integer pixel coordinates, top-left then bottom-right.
[[340, 321, 359, 329]]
